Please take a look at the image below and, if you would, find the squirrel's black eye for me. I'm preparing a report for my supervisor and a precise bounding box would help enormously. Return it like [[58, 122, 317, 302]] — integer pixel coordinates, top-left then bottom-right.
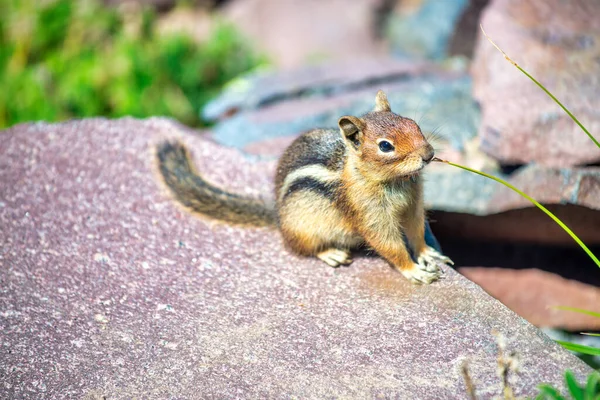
[[378, 140, 394, 152]]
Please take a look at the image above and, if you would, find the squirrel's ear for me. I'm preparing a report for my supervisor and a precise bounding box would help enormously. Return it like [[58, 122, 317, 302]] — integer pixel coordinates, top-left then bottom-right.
[[339, 116, 365, 148], [374, 90, 391, 112]]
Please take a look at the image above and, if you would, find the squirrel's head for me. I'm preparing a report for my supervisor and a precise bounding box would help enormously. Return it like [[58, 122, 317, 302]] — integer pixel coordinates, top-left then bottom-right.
[[338, 90, 434, 182]]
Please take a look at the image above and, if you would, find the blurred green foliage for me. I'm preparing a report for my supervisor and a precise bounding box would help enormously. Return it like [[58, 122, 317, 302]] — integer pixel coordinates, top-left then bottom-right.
[[0, 0, 265, 128], [536, 371, 600, 400]]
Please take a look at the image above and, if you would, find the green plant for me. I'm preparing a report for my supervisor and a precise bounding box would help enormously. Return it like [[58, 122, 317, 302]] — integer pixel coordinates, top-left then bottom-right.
[[0, 0, 266, 128], [551, 307, 600, 360], [536, 371, 600, 400]]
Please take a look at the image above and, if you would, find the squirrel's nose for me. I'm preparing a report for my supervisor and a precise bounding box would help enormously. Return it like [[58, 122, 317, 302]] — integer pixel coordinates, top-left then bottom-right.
[[421, 147, 434, 163]]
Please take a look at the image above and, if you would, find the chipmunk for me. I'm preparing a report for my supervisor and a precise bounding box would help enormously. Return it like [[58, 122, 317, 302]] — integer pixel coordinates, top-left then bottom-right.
[[157, 91, 453, 284]]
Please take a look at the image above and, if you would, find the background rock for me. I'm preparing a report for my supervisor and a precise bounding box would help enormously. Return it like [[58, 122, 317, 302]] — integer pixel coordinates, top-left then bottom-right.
[[427, 163, 600, 215], [202, 58, 438, 121], [203, 58, 479, 154], [460, 268, 600, 331], [0, 119, 592, 398], [387, 0, 470, 60], [220, 0, 387, 68], [472, 0, 600, 167], [448, 0, 491, 58], [431, 206, 600, 247]]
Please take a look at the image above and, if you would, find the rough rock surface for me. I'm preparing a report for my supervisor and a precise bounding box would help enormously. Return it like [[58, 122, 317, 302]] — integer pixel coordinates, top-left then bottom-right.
[[461, 268, 600, 330], [472, 0, 600, 167], [0, 119, 592, 398]]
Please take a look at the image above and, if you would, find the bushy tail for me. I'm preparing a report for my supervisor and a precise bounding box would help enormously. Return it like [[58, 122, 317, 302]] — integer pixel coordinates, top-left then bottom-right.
[[157, 142, 277, 227]]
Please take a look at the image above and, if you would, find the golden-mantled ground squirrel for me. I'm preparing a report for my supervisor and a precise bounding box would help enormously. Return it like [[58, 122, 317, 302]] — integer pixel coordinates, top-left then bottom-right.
[[158, 91, 453, 284]]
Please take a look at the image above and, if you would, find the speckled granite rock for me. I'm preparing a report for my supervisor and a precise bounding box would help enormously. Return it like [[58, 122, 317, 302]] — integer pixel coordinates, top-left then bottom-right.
[[0, 118, 592, 398], [472, 0, 600, 167]]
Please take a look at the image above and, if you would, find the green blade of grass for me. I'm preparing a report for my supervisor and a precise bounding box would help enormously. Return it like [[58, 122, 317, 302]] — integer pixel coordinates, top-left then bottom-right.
[[480, 25, 600, 150], [536, 384, 567, 400], [551, 306, 600, 319], [584, 373, 600, 400], [565, 371, 584, 400], [434, 159, 600, 269], [556, 340, 600, 356], [581, 333, 600, 337]]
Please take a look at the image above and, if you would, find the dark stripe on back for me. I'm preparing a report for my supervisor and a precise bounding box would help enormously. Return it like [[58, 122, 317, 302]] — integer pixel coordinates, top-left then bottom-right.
[[284, 132, 346, 172], [288, 152, 330, 170], [283, 177, 339, 201]]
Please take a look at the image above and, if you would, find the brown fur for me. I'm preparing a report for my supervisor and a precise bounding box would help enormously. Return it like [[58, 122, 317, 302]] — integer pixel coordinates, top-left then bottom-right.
[[157, 142, 276, 226]]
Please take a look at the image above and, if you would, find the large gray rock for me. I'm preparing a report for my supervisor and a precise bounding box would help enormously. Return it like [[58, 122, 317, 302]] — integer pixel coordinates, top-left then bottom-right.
[[204, 58, 480, 155], [0, 119, 592, 398], [472, 0, 600, 167]]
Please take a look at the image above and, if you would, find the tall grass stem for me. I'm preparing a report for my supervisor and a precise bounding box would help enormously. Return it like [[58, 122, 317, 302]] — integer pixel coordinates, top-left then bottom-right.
[[433, 158, 600, 269], [480, 25, 600, 149]]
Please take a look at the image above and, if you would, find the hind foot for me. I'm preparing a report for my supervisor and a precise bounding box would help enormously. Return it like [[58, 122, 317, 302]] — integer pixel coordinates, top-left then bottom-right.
[[317, 248, 353, 268]]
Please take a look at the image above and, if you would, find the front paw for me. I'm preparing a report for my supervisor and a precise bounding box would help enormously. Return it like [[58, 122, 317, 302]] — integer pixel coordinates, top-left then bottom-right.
[[418, 246, 454, 268], [400, 262, 442, 284]]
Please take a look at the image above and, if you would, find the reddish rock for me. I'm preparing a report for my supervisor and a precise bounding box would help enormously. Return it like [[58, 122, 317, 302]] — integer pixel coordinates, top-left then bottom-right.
[[486, 165, 600, 213], [460, 267, 600, 330], [220, 0, 387, 69], [472, 0, 600, 167], [448, 0, 491, 58], [0, 118, 592, 398]]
